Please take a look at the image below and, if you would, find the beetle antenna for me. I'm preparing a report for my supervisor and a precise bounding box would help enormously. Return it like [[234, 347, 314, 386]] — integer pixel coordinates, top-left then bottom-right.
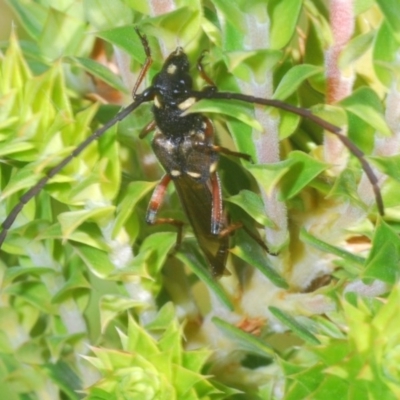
[[0, 96, 148, 248], [192, 90, 384, 216]]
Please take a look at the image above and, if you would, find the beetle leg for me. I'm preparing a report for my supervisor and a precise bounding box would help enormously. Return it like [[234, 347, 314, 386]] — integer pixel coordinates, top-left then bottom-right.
[[197, 51, 217, 88], [146, 174, 185, 246], [210, 172, 224, 235], [195, 120, 252, 162], [139, 120, 156, 139], [132, 28, 153, 97], [219, 222, 277, 256], [212, 145, 253, 162], [193, 141, 252, 162]]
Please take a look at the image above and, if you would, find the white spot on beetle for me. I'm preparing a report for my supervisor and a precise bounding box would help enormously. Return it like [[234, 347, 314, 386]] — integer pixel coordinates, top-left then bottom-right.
[[167, 64, 177, 74], [170, 170, 181, 177], [154, 95, 162, 108], [187, 171, 201, 178], [209, 162, 218, 173], [196, 131, 205, 141], [178, 97, 196, 110]]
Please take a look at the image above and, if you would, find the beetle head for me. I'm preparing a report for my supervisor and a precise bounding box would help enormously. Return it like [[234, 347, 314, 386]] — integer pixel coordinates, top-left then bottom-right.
[[152, 47, 194, 106]]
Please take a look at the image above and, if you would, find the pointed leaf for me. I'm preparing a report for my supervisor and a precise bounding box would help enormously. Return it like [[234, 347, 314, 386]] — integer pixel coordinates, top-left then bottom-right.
[[269, 306, 321, 344], [175, 242, 234, 311], [226, 190, 274, 227], [212, 317, 275, 358], [65, 56, 128, 93], [364, 220, 400, 283], [273, 64, 321, 101], [230, 244, 288, 289]]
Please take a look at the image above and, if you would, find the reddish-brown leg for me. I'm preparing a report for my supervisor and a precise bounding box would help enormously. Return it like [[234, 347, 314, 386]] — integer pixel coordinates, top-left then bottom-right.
[[132, 28, 153, 97], [210, 172, 224, 235], [193, 141, 252, 162], [146, 174, 185, 246], [197, 51, 217, 87], [139, 120, 156, 139], [198, 119, 252, 162], [212, 145, 252, 162], [219, 222, 276, 255]]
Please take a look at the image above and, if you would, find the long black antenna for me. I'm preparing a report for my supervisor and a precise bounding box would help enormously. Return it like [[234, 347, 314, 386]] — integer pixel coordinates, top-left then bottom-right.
[[0, 28, 155, 250], [0, 34, 384, 250], [192, 90, 384, 216], [0, 97, 148, 248]]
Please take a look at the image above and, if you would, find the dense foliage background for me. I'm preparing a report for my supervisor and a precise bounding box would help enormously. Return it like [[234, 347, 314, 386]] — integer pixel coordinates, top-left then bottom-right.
[[1, 0, 400, 399]]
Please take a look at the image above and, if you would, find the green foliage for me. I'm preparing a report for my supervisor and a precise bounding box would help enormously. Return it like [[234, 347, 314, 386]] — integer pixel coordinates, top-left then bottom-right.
[[283, 287, 400, 399], [1, 0, 400, 399], [84, 304, 238, 399]]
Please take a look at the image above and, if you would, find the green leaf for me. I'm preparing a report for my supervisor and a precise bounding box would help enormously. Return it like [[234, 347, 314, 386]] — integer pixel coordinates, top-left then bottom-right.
[[248, 140, 326, 200], [0, 165, 45, 199], [52, 268, 91, 303], [117, 0, 150, 14], [226, 115, 258, 162], [370, 154, 400, 182], [188, 99, 263, 131], [6, 0, 46, 40], [364, 220, 400, 283], [279, 110, 301, 140], [43, 361, 82, 400], [226, 49, 282, 83], [139, 232, 177, 276], [38, 8, 87, 60], [248, 161, 291, 196], [212, 0, 246, 35], [373, 285, 400, 336], [100, 295, 148, 331], [354, 0, 375, 14], [4, 266, 54, 285], [72, 243, 116, 278], [312, 316, 346, 340], [58, 207, 115, 238], [269, 307, 321, 345], [300, 228, 365, 266], [97, 25, 148, 62], [231, 243, 288, 289], [373, 21, 400, 87], [226, 190, 274, 227], [141, 7, 202, 49], [311, 105, 348, 129], [113, 181, 157, 239], [280, 151, 327, 200], [175, 242, 234, 311], [65, 56, 128, 93], [327, 168, 368, 211], [83, 0, 134, 30], [5, 281, 56, 314], [125, 315, 160, 356], [273, 64, 322, 101], [145, 302, 176, 331], [339, 30, 375, 69], [268, 0, 302, 49], [212, 317, 275, 358], [340, 87, 392, 136], [376, 0, 400, 42]]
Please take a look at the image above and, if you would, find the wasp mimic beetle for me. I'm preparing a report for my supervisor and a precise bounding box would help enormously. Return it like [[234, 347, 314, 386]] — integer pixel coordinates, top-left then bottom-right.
[[0, 29, 384, 278]]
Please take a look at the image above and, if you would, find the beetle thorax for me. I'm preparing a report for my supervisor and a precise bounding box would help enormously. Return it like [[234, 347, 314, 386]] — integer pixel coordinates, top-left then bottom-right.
[[151, 47, 201, 138]]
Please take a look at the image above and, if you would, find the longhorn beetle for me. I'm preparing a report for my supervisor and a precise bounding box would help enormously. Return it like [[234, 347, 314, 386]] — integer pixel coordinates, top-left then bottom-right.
[[0, 29, 384, 277]]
